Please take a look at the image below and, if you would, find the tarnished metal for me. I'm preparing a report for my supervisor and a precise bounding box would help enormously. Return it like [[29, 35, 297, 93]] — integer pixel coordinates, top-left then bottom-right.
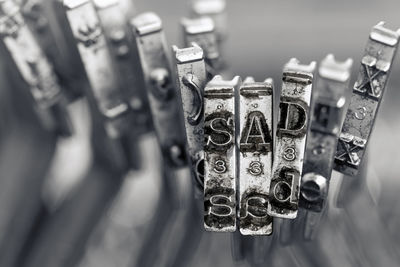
[[268, 58, 315, 219], [190, 0, 227, 43], [204, 75, 240, 232], [300, 54, 353, 212], [131, 12, 187, 167], [334, 22, 400, 176], [63, 0, 129, 139], [173, 43, 207, 186], [0, 0, 71, 136], [181, 16, 221, 77], [94, 0, 152, 136], [238, 77, 273, 235]]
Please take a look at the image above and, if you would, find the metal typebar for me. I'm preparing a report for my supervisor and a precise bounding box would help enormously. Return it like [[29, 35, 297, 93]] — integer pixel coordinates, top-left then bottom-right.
[[334, 21, 400, 176], [181, 16, 221, 77], [268, 58, 316, 219], [94, 0, 152, 137], [0, 0, 72, 136], [190, 0, 227, 43], [21, 0, 84, 101], [297, 55, 352, 242], [204, 75, 240, 232], [63, 0, 128, 137], [300, 54, 353, 212], [173, 43, 207, 186], [131, 12, 187, 168], [238, 77, 274, 235]]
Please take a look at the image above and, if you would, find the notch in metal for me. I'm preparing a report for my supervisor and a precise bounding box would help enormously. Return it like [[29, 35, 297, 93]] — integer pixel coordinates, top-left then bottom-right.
[[204, 75, 240, 232], [0, 0, 72, 136], [334, 22, 400, 176], [173, 43, 207, 187], [131, 12, 187, 167], [268, 58, 316, 219], [238, 77, 274, 235]]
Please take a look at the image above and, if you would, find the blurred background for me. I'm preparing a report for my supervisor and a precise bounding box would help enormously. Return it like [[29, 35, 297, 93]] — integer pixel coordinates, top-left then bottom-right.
[[1, 0, 400, 266]]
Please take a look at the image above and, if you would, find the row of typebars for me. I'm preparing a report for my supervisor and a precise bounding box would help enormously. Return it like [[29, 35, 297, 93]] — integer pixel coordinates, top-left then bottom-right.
[[0, 0, 399, 264]]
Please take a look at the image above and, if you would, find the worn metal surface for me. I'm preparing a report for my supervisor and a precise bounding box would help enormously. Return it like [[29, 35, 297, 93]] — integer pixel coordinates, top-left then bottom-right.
[[173, 43, 207, 186], [131, 12, 186, 168], [238, 77, 273, 235], [181, 16, 221, 77], [0, 0, 71, 136], [301, 54, 353, 212], [268, 58, 315, 219], [64, 0, 128, 138], [94, 0, 152, 137], [204, 75, 240, 232], [334, 22, 400, 176]]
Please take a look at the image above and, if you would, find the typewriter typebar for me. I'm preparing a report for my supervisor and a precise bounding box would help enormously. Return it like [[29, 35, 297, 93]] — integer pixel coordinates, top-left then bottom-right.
[[238, 77, 274, 235], [0, 0, 71, 136], [173, 43, 207, 186], [268, 58, 315, 219], [64, 0, 129, 138], [190, 0, 227, 43], [300, 54, 353, 212], [204, 75, 240, 232], [21, 0, 84, 101], [93, 0, 152, 136], [334, 22, 400, 176], [181, 16, 220, 77], [131, 12, 186, 167]]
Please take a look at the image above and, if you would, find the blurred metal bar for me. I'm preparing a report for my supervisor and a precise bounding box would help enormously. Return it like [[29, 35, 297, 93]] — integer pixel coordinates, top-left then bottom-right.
[[21, 0, 85, 101], [334, 21, 400, 176], [20, 163, 124, 267], [181, 16, 221, 77], [0, 0, 72, 136], [131, 12, 187, 168], [190, 0, 227, 43], [131, 13, 205, 267], [64, 0, 126, 135], [238, 77, 274, 236], [94, 0, 152, 137], [299, 55, 352, 241], [0, 123, 56, 267], [64, 0, 134, 170], [230, 230, 246, 262], [301, 54, 352, 212], [204, 75, 240, 232], [268, 58, 315, 219]]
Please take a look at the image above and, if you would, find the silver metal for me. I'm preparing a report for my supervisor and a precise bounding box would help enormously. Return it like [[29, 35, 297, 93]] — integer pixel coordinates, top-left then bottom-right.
[[268, 58, 316, 219], [94, 0, 152, 136], [0, 0, 71, 136], [63, 0, 128, 139], [21, 0, 81, 99], [300, 54, 353, 212], [173, 43, 207, 186], [131, 12, 187, 167], [230, 230, 246, 262], [190, 0, 227, 43], [181, 16, 221, 76], [204, 75, 240, 232], [238, 77, 273, 235], [334, 22, 400, 176]]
